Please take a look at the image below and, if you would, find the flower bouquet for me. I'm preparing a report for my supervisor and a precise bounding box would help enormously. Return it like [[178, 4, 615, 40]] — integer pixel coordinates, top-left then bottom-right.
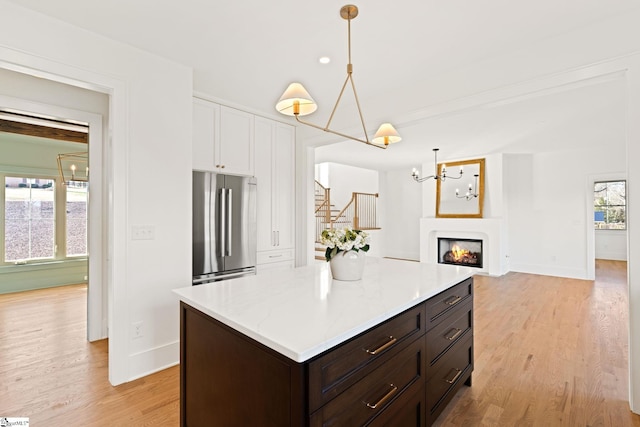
[[320, 226, 370, 262]]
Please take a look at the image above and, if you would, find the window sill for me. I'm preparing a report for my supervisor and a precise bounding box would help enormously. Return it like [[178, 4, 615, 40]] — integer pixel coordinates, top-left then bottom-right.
[[0, 258, 88, 274]]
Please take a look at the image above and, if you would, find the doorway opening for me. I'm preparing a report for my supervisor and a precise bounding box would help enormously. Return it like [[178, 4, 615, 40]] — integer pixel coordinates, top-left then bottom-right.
[[0, 77, 107, 344]]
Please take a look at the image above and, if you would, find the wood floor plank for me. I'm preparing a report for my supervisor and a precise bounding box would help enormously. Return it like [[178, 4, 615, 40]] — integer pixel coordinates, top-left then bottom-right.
[[1, 260, 639, 425]]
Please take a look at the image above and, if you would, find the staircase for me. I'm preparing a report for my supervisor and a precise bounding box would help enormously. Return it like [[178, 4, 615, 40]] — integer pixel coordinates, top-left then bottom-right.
[[315, 181, 337, 260], [314, 180, 380, 260]]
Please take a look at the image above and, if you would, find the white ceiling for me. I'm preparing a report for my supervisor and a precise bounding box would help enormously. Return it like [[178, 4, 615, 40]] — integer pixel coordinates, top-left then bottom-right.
[[6, 0, 637, 170]]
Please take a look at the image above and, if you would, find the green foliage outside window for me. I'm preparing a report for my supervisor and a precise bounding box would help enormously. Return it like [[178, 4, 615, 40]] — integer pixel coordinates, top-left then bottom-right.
[[594, 180, 626, 230]]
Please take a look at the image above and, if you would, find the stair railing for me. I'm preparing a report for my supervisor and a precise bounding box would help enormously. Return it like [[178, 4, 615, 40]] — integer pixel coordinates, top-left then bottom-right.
[[315, 181, 331, 242], [331, 192, 380, 230]]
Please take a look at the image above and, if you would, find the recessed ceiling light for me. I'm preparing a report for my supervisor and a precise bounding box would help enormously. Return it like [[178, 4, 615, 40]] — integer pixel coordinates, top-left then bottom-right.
[[318, 56, 331, 64]]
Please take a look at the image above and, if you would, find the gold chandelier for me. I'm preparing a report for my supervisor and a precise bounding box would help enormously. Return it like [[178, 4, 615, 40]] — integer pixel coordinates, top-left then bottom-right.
[[57, 152, 88, 184], [275, 4, 401, 149]]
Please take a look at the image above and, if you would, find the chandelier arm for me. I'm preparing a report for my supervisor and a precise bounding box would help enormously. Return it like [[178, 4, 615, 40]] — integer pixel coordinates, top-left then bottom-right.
[[348, 73, 370, 143], [443, 173, 464, 180], [412, 174, 437, 183], [325, 73, 353, 132], [294, 115, 388, 149]]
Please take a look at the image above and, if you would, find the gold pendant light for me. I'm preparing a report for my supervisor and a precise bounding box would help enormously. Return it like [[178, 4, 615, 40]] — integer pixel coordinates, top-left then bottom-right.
[[275, 5, 401, 149]]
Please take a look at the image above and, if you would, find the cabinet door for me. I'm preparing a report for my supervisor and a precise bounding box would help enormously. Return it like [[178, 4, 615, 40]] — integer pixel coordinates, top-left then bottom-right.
[[192, 98, 219, 171], [273, 123, 295, 249], [254, 117, 274, 251], [219, 106, 254, 176]]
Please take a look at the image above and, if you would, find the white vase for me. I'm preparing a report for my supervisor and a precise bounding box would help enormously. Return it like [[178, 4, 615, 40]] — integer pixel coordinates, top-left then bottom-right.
[[330, 250, 366, 281]]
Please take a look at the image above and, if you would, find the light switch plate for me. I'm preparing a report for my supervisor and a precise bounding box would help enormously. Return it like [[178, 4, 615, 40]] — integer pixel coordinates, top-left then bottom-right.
[[132, 225, 155, 240]]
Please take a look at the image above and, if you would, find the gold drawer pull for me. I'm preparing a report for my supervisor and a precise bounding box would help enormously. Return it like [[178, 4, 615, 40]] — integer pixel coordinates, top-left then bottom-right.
[[445, 328, 463, 341], [365, 336, 397, 355], [444, 295, 462, 306], [365, 384, 398, 409], [444, 368, 463, 384]]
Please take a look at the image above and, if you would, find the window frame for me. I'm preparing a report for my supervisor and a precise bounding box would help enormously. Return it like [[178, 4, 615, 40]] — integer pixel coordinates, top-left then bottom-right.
[[594, 179, 626, 231], [1, 172, 88, 266]]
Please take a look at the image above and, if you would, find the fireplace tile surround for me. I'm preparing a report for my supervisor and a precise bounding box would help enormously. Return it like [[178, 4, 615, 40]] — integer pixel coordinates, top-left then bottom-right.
[[420, 217, 508, 276]]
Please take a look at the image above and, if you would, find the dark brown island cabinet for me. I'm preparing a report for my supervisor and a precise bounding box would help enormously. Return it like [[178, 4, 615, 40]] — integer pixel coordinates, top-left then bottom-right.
[[180, 277, 473, 426]]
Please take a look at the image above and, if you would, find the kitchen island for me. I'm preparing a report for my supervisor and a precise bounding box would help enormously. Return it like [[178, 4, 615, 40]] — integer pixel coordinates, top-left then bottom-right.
[[174, 257, 474, 426]]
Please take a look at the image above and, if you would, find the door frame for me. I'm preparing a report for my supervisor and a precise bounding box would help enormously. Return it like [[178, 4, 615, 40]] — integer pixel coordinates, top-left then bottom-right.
[[0, 50, 130, 385]]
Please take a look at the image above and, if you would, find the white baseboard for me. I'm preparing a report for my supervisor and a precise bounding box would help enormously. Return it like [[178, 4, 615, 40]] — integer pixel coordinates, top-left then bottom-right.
[[595, 252, 628, 261], [128, 340, 179, 382], [509, 263, 589, 280]]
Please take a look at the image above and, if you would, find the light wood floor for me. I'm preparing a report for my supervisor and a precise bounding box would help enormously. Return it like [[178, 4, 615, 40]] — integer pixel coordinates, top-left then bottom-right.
[[435, 260, 640, 426], [0, 284, 179, 425], [1, 260, 639, 426]]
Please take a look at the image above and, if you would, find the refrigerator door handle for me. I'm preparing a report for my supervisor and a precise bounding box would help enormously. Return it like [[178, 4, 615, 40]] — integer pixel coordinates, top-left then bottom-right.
[[218, 187, 226, 257], [226, 188, 232, 256], [207, 174, 214, 267]]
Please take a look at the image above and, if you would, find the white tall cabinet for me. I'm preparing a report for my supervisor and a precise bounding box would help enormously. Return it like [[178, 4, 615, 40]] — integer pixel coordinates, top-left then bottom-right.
[[192, 98, 254, 176], [254, 117, 295, 271]]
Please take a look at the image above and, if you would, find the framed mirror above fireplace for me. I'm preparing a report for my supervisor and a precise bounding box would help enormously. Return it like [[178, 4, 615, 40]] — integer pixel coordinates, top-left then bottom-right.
[[436, 158, 485, 218]]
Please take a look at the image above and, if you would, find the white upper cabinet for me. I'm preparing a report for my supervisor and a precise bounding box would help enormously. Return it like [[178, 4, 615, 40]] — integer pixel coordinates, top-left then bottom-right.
[[219, 106, 254, 176], [192, 99, 255, 176], [192, 98, 219, 172]]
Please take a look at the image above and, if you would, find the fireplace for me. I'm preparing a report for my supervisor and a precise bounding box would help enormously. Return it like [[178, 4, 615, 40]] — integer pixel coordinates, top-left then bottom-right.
[[438, 237, 483, 268]]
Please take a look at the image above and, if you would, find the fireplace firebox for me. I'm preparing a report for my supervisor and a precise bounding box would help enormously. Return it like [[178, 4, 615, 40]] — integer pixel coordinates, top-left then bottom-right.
[[438, 237, 483, 268]]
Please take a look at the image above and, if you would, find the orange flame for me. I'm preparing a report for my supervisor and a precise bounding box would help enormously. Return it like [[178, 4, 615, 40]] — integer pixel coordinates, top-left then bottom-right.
[[451, 244, 470, 261]]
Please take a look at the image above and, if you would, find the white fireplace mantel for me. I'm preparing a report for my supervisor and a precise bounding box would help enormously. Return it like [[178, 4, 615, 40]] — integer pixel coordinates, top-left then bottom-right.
[[420, 217, 508, 276]]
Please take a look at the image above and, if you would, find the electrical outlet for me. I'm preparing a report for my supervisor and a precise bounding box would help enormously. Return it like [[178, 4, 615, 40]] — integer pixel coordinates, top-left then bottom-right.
[[132, 321, 143, 339]]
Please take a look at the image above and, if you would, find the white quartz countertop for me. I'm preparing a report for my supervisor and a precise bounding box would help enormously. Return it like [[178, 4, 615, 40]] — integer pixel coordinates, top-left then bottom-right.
[[173, 257, 473, 363]]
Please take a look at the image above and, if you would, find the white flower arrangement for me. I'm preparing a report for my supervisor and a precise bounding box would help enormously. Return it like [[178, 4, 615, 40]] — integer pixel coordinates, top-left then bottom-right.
[[320, 226, 370, 262]]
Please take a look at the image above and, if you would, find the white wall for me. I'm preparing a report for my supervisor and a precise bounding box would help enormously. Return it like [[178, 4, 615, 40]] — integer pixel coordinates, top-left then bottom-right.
[[506, 145, 625, 280], [595, 230, 627, 260], [0, 1, 192, 384], [379, 169, 422, 260], [317, 162, 378, 209]]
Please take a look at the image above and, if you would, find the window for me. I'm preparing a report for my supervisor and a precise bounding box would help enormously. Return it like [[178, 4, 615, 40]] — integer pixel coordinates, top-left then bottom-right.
[[3, 176, 87, 263], [4, 177, 55, 262], [66, 182, 88, 257], [594, 180, 626, 230]]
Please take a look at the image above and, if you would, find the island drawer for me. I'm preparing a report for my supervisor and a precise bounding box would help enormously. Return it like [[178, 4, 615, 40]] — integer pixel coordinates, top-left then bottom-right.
[[308, 303, 426, 413], [426, 300, 472, 366], [425, 277, 473, 330], [426, 333, 473, 415], [367, 384, 426, 427], [309, 337, 425, 427]]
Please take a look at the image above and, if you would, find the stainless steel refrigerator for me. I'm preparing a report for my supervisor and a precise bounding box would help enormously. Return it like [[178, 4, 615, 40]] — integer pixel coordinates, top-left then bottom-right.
[[192, 171, 257, 285]]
